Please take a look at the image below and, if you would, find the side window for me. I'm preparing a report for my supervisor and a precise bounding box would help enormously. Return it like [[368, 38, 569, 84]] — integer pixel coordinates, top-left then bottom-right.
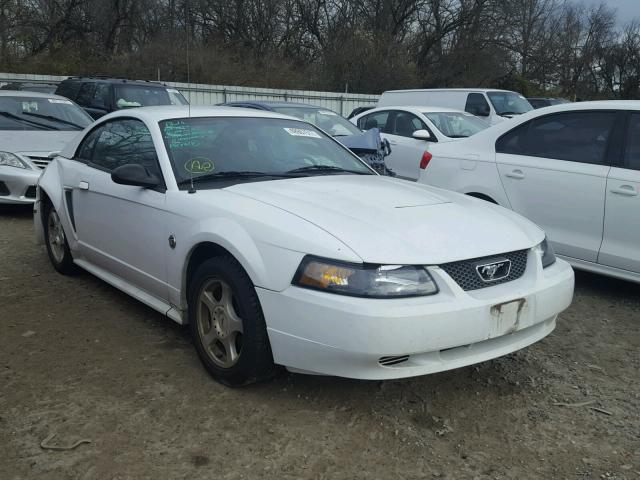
[[358, 111, 390, 133], [496, 122, 529, 155], [92, 84, 110, 109], [624, 113, 640, 171], [56, 81, 81, 101], [390, 111, 427, 137], [522, 112, 616, 165], [75, 126, 105, 161], [465, 93, 490, 117], [76, 83, 96, 106], [90, 119, 163, 179]]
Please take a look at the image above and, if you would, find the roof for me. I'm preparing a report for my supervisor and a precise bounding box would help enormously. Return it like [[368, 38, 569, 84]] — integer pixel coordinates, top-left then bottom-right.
[[382, 88, 514, 94], [352, 105, 468, 119], [0, 90, 70, 100], [71, 105, 301, 125], [224, 100, 326, 110], [61, 77, 166, 87]]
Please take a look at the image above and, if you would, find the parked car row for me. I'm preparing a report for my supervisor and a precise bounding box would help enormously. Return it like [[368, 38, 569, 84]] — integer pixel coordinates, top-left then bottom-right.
[[0, 77, 632, 390]]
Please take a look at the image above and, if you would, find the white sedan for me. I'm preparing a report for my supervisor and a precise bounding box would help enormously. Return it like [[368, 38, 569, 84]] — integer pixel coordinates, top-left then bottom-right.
[[35, 106, 574, 386], [419, 100, 640, 284], [351, 106, 489, 180], [0, 91, 93, 204]]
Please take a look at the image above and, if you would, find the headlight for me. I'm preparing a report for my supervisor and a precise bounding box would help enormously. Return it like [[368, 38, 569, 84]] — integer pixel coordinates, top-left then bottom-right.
[[535, 237, 556, 268], [293, 256, 438, 298], [0, 152, 29, 169]]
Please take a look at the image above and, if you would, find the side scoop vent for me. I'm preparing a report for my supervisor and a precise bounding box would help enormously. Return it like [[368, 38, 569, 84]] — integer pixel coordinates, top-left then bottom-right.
[[378, 355, 410, 367]]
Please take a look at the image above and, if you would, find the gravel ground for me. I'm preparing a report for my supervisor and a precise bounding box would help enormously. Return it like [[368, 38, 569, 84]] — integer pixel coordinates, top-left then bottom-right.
[[1, 204, 639, 480]]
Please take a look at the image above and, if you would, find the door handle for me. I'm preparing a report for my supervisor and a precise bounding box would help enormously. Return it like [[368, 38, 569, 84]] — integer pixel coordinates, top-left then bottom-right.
[[610, 185, 638, 197], [505, 169, 525, 180], [78, 181, 89, 191]]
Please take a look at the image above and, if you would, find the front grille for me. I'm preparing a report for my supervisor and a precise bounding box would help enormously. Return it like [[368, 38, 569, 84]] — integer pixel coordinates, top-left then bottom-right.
[[24, 186, 37, 198], [0, 181, 9, 196], [27, 156, 51, 169], [439, 249, 528, 291]]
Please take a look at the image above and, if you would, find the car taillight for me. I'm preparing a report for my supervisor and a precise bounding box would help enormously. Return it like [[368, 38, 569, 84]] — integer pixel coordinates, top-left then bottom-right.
[[420, 151, 432, 169]]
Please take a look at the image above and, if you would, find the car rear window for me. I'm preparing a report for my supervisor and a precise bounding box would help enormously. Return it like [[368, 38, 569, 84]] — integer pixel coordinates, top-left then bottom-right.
[[115, 85, 172, 108]]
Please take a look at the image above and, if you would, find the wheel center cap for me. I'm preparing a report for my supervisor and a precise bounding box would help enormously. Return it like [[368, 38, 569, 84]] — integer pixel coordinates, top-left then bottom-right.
[[213, 306, 226, 337]]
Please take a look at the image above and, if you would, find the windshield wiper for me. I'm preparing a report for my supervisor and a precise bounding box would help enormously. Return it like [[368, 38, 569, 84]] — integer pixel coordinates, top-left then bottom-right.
[[176, 171, 300, 185], [0, 111, 58, 130], [286, 165, 370, 175], [21, 112, 84, 130], [499, 111, 522, 116]]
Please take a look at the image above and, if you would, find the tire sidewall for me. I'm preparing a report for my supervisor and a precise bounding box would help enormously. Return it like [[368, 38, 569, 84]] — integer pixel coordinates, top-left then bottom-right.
[[43, 202, 75, 274], [188, 256, 274, 386]]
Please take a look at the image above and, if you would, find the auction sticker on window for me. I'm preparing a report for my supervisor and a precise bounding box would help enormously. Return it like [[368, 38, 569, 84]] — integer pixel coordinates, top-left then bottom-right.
[[185, 158, 214, 174], [48, 99, 73, 104], [283, 127, 321, 138]]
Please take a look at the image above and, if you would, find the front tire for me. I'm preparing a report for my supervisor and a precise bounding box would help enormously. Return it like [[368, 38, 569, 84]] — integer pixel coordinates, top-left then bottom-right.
[[43, 202, 77, 275], [188, 255, 275, 386]]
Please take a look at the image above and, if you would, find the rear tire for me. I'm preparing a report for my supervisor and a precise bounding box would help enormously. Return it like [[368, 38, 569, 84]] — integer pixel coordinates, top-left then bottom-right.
[[43, 201, 77, 275], [188, 255, 275, 387]]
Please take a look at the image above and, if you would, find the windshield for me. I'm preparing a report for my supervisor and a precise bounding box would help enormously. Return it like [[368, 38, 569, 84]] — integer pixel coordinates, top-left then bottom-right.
[[487, 92, 533, 116], [0, 95, 93, 131], [270, 107, 362, 137], [115, 85, 180, 109], [167, 88, 189, 105], [423, 112, 489, 138], [160, 117, 373, 188]]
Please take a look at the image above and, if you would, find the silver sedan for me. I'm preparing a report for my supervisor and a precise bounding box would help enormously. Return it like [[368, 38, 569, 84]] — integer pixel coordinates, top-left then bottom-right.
[[0, 90, 93, 204]]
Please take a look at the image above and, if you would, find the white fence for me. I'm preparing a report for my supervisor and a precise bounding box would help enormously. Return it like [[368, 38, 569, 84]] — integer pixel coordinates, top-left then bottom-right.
[[0, 72, 379, 116]]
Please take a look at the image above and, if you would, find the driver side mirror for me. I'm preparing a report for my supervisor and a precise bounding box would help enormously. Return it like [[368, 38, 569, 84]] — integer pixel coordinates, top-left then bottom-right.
[[412, 129, 432, 141], [111, 164, 160, 188]]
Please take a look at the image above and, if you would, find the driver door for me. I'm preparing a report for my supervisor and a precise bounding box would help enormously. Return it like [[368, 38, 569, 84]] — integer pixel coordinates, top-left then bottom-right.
[[70, 119, 170, 302]]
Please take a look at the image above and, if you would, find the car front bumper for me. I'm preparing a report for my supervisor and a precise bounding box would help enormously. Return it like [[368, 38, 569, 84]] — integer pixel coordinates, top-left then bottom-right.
[[0, 166, 41, 204], [257, 251, 574, 379]]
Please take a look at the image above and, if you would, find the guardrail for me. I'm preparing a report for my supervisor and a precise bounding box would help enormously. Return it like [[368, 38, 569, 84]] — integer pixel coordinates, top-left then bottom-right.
[[0, 72, 379, 116]]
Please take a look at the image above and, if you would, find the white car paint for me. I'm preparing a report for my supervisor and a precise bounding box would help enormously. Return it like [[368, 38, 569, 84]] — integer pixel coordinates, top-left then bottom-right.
[[377, 89, 533, 125], [419, 100, 640, 284], [35, 106, 574, 380], [351, 106, 490, 181], [0, 91, 91, 204]]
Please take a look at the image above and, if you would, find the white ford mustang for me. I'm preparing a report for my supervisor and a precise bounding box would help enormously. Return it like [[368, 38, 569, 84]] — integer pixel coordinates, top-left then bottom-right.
[[34, 106, 574, 386]]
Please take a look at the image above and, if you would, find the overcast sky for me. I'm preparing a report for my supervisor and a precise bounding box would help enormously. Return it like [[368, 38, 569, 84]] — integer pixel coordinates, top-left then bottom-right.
[[581, 0, 640, 27]]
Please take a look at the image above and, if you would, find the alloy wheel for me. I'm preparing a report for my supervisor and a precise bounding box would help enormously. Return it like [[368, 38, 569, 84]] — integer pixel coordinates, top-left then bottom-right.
[[196, 278, 244, 368]]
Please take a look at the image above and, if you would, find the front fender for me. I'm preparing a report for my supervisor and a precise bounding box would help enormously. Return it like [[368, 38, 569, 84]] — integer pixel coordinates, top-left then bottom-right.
[[34, 160, 66, 246]]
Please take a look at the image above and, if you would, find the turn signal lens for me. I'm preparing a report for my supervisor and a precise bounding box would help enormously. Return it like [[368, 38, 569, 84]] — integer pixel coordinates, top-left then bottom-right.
[[293, 257, 438, 298], [297, 262, 356, 289], [535, 237, 556, 268]]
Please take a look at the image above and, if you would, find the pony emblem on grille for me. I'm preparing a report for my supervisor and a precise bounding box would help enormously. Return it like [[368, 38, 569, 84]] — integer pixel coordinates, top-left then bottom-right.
[[476, 259, 511, 282]]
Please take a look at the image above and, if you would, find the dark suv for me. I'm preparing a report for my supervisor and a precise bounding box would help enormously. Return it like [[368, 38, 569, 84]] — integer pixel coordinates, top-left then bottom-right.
[[55, 77, 189, 119]]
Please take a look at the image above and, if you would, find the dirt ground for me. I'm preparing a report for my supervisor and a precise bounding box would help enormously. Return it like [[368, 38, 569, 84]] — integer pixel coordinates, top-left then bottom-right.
[[1, 204, 639, 480]]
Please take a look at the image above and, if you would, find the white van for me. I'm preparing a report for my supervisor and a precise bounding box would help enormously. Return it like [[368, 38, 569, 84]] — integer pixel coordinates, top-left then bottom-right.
[[377, 89, 533, 125]]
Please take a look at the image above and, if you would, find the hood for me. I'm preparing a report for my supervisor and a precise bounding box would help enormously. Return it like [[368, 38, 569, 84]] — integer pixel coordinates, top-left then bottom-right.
[[0, 130, 80, 155], [225, 175, 544, 264], [337, 128, 381, 153]]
